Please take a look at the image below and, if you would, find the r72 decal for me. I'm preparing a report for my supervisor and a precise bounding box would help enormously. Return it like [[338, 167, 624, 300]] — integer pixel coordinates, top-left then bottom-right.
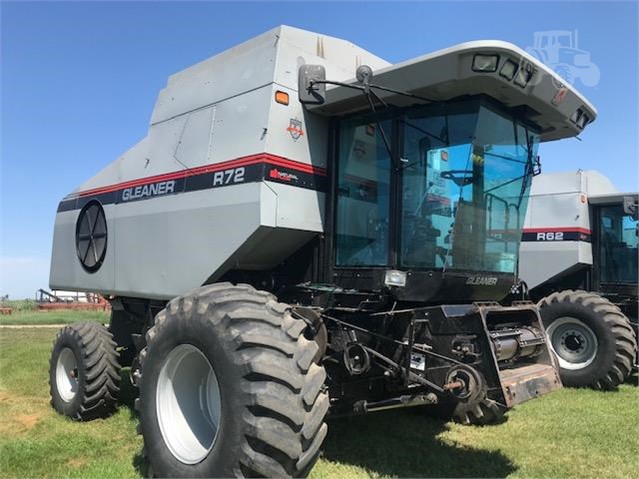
[[212, 167, 245, 186]]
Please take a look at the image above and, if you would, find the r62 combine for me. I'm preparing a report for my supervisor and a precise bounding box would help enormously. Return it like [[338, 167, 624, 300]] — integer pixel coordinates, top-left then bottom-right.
[[520, 171, 638, 389], [48, 26, 599, 477]]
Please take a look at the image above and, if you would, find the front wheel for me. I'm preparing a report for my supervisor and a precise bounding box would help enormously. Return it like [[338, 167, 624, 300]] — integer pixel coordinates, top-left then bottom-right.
[[136, 283, 329, 478], [539, 290, 637, 389]]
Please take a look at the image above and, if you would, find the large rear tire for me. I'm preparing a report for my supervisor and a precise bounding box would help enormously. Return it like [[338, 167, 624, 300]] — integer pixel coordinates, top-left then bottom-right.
[[539, 290, 637, 389], [136, 283, 329, 478], [49, 322, 121, 420]]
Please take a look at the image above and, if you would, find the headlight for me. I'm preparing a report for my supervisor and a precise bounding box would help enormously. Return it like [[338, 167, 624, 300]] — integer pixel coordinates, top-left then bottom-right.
[[499, 59, 519, 80], [472, 54, 500, 72], [576, 113, 590, 129], [570, 109, 582, 124], [514, 62, 535, 87], [384, 270, 407, 287], [570, 108, 590, 129]]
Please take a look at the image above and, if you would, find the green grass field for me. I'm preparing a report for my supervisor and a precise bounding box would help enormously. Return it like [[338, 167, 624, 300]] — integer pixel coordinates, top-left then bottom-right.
[[1, 315, 637, 478], [0, 309, 109, 326]]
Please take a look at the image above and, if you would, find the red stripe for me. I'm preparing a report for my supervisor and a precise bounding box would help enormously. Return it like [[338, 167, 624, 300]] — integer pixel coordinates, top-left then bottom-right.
[[523, 227, 591, 234], [76, 153, 326, 198]]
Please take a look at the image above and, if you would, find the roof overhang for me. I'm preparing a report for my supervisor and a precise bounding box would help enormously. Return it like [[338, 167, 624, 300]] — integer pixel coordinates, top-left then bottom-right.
[[306, 40, 597, 142], [589, 193, 639, 205]]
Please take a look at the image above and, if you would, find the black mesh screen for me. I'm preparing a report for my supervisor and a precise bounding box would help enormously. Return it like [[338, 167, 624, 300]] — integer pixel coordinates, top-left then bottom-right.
[[75, 201, 107, 272]]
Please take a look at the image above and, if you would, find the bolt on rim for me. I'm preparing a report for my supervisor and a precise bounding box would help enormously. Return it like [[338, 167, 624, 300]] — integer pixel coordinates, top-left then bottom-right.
[[156, 344, 222, 465], [56, 347, 79, 402], [546, 317, 598, 370]]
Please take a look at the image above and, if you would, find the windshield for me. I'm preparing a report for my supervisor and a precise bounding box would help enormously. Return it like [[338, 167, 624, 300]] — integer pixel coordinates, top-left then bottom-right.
[[598, 205, 638, 284], [401, 102, 539, 273]]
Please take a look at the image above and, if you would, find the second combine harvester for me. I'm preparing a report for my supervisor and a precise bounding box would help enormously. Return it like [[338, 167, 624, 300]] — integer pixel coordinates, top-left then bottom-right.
[[521, 171, 637, 388], [48, 27, 597, 477]]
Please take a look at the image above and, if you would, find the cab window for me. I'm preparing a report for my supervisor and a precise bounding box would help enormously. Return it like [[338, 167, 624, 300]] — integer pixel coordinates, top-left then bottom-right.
[[335, 119, 391, 266]]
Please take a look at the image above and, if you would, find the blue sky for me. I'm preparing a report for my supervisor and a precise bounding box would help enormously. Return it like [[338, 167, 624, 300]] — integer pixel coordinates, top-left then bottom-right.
[[1, 1, 637, 299]]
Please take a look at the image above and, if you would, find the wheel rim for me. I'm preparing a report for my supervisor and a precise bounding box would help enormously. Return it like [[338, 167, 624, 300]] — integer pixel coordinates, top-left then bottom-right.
[[156, 344, 222, 465], [546, 317, 598, 370], [56, 347, 79, 402]]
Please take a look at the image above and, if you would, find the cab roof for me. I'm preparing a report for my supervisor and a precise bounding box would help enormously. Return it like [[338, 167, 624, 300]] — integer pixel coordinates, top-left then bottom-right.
[[307, 40, 597, 142]]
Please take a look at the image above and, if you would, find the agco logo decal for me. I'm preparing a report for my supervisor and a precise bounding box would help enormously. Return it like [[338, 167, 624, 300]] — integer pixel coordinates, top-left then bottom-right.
[[269, 168, 299, 183], [286, 118, 304, 140]]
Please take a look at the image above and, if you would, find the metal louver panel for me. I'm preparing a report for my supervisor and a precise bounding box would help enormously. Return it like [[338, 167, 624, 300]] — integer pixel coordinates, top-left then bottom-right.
[[75, 201, 107, 273]]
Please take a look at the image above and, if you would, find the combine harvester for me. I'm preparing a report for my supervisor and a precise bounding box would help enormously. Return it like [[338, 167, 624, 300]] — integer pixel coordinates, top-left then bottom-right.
[[520, 171, 638, 389], [47, 26, 597, 477]]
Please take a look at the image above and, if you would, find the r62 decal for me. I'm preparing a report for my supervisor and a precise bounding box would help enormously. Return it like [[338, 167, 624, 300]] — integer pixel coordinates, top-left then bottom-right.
[[536, 231, 564, 241]]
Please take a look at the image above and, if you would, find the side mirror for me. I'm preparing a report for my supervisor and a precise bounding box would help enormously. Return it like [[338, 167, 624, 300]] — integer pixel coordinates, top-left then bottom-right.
[[298, 65, 326, 105], [533, 155, 542, 176], [623, 195, 639, 221]]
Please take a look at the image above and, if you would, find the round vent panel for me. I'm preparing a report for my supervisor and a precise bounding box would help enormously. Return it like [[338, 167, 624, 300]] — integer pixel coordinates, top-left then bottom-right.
[[75, 201, 108, 273]]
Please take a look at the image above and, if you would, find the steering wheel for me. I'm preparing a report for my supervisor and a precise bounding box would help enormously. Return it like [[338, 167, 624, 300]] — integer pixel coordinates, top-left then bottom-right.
[[440, 170, 475, 187]]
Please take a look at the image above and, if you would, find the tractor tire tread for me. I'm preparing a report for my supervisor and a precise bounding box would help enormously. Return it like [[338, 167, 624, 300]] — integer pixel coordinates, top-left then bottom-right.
[[137, 283, 328, 478], [539, 290, 637, 390], [49, 321, 121, 421]]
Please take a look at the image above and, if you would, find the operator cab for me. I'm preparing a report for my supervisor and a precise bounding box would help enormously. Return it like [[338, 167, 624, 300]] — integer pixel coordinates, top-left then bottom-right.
[[590, 194, 639, 313], [300, 40, 597, 304], [331, 97, 539, 302], [336, 97, 537, 275]]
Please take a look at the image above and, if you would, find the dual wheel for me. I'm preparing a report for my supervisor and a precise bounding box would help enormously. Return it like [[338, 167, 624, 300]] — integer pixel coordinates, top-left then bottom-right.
[[49, 283, 329, 478], [49, 322, 121, 420]]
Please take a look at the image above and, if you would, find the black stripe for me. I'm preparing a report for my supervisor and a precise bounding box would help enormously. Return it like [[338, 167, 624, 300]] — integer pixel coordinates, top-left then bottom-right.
[[57, 163, 327, 213], [521, 231, 591, 242]]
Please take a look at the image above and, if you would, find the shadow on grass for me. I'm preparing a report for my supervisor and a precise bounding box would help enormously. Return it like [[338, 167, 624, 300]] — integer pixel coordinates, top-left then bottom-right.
[[323, 407, 516, 478], [117, 368, 515, 478], [117, 369, 149, 478], [118, 368, 137, 412]]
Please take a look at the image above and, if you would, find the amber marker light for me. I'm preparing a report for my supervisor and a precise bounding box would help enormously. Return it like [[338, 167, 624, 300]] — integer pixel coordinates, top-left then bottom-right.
[[275, 91, 289, 105]]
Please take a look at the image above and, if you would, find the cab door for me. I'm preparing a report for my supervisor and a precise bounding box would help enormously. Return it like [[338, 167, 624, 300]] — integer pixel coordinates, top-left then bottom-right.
[[335, 118, 392, 267]]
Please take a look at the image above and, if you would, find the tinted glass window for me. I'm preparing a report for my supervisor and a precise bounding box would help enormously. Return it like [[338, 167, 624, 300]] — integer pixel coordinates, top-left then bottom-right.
[[335, 120, 391, 266], [401, 111, 475, 268], [599, 205, 638, 284], [400, 103, 537, 273]]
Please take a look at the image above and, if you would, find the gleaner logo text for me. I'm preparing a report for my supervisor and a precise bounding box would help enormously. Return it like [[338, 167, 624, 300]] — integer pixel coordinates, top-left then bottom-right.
[[122, 180, 176, 202]]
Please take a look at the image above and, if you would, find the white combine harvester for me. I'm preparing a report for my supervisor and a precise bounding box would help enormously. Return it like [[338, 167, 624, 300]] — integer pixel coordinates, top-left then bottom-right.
[[48, 26, 597, 477], [520, 170, 638, 389]]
